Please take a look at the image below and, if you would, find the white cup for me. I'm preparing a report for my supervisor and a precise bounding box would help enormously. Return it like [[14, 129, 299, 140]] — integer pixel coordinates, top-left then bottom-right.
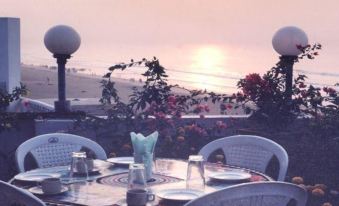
[[41, 178, 62, 194], [126, 189, 155, 205]]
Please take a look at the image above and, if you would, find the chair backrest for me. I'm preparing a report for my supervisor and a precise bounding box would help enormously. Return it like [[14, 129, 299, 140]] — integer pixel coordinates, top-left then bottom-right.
[[0, 180, 46, 206], [16, 133, 107, 172], [184, 182, 307, 206], [198, 135, 288, 181]]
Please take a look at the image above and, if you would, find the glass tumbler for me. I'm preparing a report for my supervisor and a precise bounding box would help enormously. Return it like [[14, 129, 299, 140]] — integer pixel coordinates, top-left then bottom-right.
[[127, 163, 148, 191], [69, 151, 89, 181], [186, 155, 205, 191]]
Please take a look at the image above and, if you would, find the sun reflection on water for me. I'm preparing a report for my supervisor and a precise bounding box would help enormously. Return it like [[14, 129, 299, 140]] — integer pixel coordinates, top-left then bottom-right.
[[189, 45, 229, 92]]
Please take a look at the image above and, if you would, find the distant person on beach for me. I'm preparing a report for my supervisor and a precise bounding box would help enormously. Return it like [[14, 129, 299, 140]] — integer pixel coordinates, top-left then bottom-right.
[[46, 77, 50, 85]]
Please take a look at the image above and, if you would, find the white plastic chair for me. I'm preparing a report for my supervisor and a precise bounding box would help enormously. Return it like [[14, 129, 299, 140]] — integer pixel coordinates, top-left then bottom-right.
[[16, 133, 107, 172], [198, 135, 288, 181], [0, 180, 46, 206], [184, 182, 307, 206]]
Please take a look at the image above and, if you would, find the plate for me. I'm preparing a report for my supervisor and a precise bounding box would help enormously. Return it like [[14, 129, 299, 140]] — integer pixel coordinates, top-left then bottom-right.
[[208, 171, 251, 182], [28, 185, 69, 196], [107, 157, 134, 166], [14, 172, 62, 182], [73, 168, 100, 176], [156, 189, 204, 202]]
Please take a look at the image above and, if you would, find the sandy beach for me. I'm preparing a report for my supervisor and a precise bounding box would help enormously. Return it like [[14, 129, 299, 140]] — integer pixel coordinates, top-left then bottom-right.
[[21, 65, 245, 116], [21, 65, 143, 101], [21, 65, 146, 115]]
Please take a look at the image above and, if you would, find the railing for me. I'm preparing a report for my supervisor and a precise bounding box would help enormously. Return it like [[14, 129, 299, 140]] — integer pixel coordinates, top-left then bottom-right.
[[8, 97, 253, 119], [9, 97, 55, 112]]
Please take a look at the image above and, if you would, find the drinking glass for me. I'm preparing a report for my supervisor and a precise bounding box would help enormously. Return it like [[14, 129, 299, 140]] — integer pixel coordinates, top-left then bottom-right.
[[155, 158, 170, 175], [69, 151, 89, 182], [134, 152, 155, 181], [127, 163, 155, 205], [127, 163, 148, 191], [186, 155, 205, 191]]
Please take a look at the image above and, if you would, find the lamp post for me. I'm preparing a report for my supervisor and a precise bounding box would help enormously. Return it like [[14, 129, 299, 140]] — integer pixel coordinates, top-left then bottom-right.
[[44, 25, 81, 113], [272, 26, 308, 101]]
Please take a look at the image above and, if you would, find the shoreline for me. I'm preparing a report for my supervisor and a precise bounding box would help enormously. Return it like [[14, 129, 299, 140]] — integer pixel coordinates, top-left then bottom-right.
[[21, 64, 244, 115]]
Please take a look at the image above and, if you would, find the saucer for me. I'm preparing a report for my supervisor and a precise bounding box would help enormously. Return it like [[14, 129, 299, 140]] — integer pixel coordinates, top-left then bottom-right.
[[156, 189, 204, 202], [107, 157, 134, 166], [28, 185, 69, 196], [14, 172, 61, 182], [208, 170, 251, 182]]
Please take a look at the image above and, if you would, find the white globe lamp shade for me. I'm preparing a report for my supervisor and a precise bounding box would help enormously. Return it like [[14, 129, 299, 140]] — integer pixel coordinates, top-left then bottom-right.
[[272, 26, 308, 56], [44, 25, 81, 55]]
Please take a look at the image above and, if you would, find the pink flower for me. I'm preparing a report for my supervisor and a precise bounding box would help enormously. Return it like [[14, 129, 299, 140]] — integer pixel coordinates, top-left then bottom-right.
[[299, 82, 306, 88], [193, 104, 205, 113], [216, 121, 227, 129], [168, 102, 176, 109], [185, 124, 207, 136], [154, 111, 166, 119], [301, 90, 307, 98], [328, 87, 336, 94], [323, 87, 337, 96], [167, 95, 176, 104], [23, 101, 29, 107], [204, 105, 210, 112]]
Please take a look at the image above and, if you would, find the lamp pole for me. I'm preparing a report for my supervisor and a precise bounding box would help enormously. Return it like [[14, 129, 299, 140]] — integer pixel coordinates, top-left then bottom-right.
[[44, 25, 81, 113], [272, 26, 308, 102], [280, 55, 297, 101], [54, 54, 71, 112]]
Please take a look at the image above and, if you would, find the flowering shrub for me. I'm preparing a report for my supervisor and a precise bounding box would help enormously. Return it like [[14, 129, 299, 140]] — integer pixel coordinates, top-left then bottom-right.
[[230, 44, 326, 125], [76, 57, 229, 158], [291, 176, 339, 206]]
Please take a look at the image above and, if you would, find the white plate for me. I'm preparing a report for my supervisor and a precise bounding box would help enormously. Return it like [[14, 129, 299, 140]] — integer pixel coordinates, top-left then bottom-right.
[[14, 172, 62, 182], [156, 189, 204, 202], [107, 157, 134, 165], [208, 171, 251, 182], [29, 185, 69, 196]]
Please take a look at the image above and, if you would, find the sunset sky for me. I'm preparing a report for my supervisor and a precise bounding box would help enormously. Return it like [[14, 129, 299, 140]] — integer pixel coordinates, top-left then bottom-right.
[[1, 0, 338, 91]]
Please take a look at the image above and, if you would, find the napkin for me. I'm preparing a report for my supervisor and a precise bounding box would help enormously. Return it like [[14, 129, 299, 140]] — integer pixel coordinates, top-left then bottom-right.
[[130, 131, 158, 180], [130, 131, 158, 155]]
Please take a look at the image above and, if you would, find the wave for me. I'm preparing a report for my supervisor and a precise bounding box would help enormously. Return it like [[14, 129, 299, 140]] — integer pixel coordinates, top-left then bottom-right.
[[22, 54, 337, 92], [295, 69, 339, 78]]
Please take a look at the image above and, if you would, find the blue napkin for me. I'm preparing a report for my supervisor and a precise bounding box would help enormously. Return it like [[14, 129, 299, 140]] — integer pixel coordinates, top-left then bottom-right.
[[130, 131, 158, 180]]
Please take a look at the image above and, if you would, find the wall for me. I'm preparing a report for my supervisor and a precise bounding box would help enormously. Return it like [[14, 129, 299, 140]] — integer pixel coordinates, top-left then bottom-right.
[[0, 18, 20, 93]]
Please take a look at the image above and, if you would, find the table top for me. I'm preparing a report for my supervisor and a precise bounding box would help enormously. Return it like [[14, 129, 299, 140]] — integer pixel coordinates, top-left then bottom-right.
[[12, 158, 272, 206]]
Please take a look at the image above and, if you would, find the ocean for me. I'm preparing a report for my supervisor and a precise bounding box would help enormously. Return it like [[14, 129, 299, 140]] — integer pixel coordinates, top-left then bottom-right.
[[21, 45, 339, 94]]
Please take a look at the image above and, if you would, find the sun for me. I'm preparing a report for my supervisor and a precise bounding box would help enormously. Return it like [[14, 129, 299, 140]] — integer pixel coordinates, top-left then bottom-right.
[[189, 46, 227, 91], [192, 46, 225, 70]]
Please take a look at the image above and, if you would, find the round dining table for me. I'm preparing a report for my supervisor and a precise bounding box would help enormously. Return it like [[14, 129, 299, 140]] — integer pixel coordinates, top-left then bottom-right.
[[11, 158, 273, 206]]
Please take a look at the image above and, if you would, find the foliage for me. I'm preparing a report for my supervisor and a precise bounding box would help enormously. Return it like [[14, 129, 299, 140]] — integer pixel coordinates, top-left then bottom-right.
[[75, 57, 230, 158], [309, 86, 339, 138], [231, 44, 324, 125], [0, 84, 27, 112], [0, 84, 27, 132]]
